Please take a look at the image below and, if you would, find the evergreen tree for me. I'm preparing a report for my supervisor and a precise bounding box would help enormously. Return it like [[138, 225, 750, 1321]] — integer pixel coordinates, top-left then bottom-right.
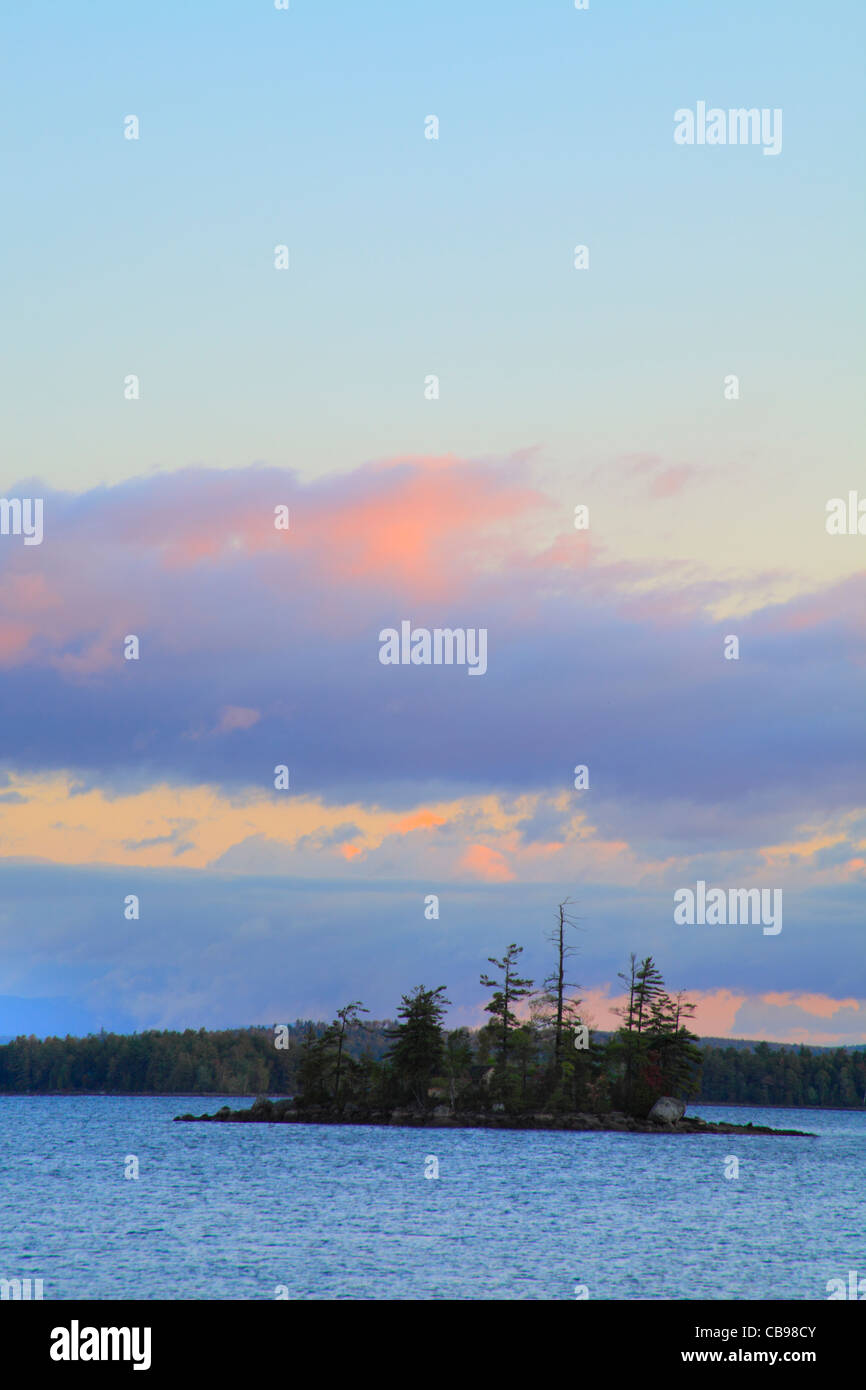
[[386, 986, 450, 1107], [443, 1028, 473, 1109], [480, 944, 534, 1065], [296, 1023, 334, 1103], [632, 956, 667, 1033], [646, 988, 702, 1097], [295, 1002, 369, 1105], [511, 1022, 540, 1101], [332, 1001, 369, 1101], [613, 955, 676, 1114]]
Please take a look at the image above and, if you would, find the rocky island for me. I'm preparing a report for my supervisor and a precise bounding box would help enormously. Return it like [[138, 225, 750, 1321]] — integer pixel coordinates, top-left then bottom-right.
[[174, 1094, 816, 1136], [169, 935, 825, 1141]]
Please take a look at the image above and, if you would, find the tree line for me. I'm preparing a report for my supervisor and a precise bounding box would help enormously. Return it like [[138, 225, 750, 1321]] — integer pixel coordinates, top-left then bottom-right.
[[1, 1027, 862, 1111], [699, 1040, 866, 1109]]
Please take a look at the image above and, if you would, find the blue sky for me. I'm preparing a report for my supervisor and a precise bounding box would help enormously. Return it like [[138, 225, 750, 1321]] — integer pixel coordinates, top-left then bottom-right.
[[2, 0, 862, 488]]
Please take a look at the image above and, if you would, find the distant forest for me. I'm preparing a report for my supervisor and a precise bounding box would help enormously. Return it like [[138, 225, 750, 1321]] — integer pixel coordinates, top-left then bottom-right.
[[1, 1024, 864, 1110]]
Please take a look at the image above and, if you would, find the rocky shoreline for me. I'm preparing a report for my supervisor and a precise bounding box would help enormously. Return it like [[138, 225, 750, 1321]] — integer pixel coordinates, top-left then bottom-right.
[[174, 1096, 816, 1136]]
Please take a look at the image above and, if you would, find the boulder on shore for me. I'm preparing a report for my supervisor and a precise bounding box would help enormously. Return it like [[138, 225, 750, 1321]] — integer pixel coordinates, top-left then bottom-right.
[[648, 1096, 686, 1123]]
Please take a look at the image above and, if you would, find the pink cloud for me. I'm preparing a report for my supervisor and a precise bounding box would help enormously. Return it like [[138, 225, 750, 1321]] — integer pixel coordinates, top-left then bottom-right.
[[769, 577, 866, 636], [572, 987, 749, 1036], [648, 465, 697, 499], [0, 459, 553, 674], [217, 706, 260, 733], [458, 844, 515, 882], [597, 453, 699, 500], [0, 620, 33, 662], [89, 456, 547, 600], [1, 455, 858, 688], [760, 992, 859, 1019], [687, 989, 749, 1036]]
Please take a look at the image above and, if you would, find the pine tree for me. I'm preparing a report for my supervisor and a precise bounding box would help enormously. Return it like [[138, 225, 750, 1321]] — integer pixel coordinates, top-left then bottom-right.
[[511, 1023, 540, 1101], [332, 1001, 369, 1101], [386, 986, 450, 1107], [296, 1002, 369, 1105], [613, 956, 673, 1113], [632, 957, 666, 1033], [480, 944, 534, 1065], [646, 988, 702, 1097], [617, 953, 639, 1032], [296, 1023, 333, 1103], [443, 1028, 473, 1109]]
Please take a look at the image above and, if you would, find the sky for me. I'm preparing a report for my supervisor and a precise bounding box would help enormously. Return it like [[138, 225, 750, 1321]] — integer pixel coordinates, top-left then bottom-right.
[[0, 1, 864, 1044]]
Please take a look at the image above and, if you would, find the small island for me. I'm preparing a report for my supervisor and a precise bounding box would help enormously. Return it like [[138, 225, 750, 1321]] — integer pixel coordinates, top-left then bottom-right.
[[175, 1094, 815, 1136], [174, 909, 818, 1137]]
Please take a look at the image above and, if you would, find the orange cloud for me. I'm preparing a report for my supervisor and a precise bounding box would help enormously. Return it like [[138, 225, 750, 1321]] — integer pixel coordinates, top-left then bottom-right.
[[760, 992, 859, 1019], [458, 844, 515, 882], [580, 988, 750, 1037], [575, 987, 627, 1031], [760, 832, 842, 867], [395, 808, 448, 833], [0, 775, 539, 875], [687, 989, 749, 1036], [0, 775, 460, 870]]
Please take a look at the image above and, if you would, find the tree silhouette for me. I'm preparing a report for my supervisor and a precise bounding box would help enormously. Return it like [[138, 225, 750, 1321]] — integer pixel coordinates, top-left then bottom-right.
[[480, 944, 534, 1064]]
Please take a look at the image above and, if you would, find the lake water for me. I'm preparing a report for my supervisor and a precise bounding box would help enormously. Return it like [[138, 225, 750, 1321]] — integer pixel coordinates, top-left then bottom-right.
[[0, 1096, 863, 1300]]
